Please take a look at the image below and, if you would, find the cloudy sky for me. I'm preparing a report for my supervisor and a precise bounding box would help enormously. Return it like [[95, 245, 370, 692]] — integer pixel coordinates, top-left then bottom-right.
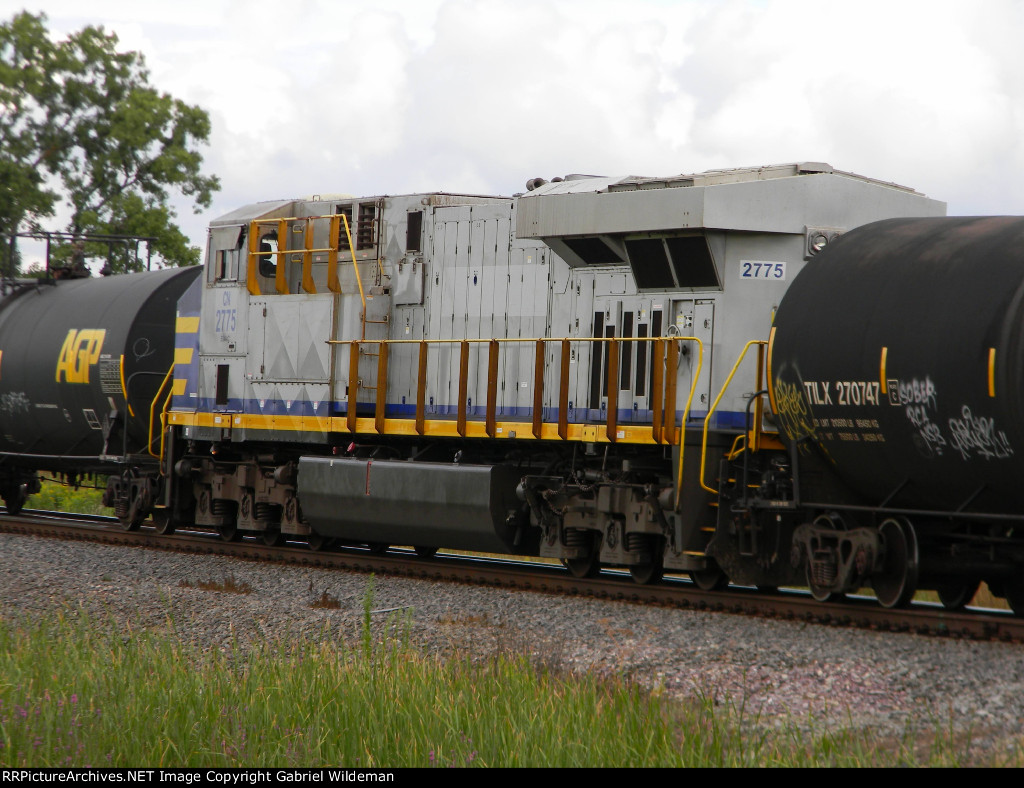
[[6, 0, 1024, 255]]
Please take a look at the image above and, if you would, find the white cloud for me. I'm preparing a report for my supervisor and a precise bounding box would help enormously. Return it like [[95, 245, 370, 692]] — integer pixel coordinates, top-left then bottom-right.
[[7, 0, 1024, 250]]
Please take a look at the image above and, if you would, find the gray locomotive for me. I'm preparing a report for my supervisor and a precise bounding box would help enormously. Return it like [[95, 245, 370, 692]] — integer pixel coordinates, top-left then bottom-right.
[[6, 161, 1021, 612]]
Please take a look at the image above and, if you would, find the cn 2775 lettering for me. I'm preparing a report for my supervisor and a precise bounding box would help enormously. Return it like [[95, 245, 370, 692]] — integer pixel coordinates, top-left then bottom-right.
[[803, 380, 881, 407]]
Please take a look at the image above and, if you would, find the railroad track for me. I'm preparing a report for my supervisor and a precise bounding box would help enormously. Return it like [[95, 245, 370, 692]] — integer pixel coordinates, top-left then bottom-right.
[[2, 510, 1023, 643]]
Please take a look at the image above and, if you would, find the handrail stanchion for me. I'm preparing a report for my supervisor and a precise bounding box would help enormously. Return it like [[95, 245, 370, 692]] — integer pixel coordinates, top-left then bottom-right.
[[558, 339, 570, 440], [416, 341, 428, 435], [347, 341, 359, 433], [606, 338, 619, 442], [663, 340, 678, 445], [651, 339, 665, 442], [533, 339, 545, 439], [486, 340, 499, 437], [375, 342, 388, 434], [457, 341, 469, 437]]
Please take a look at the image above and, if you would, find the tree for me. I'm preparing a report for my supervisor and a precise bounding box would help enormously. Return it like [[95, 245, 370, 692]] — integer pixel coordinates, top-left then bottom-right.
[[0, 11, 219, 272]]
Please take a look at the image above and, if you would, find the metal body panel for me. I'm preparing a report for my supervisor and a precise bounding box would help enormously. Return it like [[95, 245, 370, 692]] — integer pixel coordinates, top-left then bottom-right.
[[517, 165, 945, 238]]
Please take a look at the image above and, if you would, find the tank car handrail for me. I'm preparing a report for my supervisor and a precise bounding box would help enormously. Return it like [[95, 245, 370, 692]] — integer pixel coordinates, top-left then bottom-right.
[[700, 340, 768, 495], [146, 363, 175, 464], [118, 355, 135, 418]]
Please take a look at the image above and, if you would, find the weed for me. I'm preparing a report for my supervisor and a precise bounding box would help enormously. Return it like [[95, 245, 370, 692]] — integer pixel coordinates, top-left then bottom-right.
[[178, 575, 253, 595], [309, 590, 341, 610]]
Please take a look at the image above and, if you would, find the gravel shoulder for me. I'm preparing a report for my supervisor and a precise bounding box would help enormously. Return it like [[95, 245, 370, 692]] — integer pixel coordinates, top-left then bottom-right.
[[3, 531, 1024, 752]]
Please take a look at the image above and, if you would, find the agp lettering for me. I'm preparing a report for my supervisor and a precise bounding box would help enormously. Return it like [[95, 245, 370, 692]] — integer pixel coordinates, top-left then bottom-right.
[[55, 329, 107, 384]]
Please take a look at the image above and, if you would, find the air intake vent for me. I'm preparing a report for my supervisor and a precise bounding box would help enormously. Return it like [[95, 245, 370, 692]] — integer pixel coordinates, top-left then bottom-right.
[[625, 233, 720, 291], [562, 237, 625, 265]]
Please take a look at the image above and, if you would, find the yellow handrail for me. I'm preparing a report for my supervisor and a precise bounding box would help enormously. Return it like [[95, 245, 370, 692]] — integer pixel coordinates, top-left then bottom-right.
[[699, 340, 768, 494], [340, 213, 368, 337], [246, 213, 368, 297], [147, 363, 175, 460], [674, 338, 703, 511], [325, 333, 703, 511]]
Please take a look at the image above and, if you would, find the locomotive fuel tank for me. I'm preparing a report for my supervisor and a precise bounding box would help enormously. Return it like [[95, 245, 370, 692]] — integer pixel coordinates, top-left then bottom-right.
[[769, 216, 1024, 514], [0, 267, 203, 471]]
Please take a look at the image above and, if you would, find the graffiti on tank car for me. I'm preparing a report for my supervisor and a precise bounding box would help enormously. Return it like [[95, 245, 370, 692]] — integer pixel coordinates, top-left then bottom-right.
[[898, 376, 937, 409], [948, 405, 1013, 461], [906, 404, 947, 457], [900, 377, 945, 458], [775, 379, 817, 442], [0, 391, 30, 418]]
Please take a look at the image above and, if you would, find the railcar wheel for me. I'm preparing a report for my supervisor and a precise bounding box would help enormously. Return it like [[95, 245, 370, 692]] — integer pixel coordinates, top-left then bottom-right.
[[872, 517, 919, 609], [263, 530, 286, 547], [414, 546, 439, 559], [1, 485, 27, 516], [367, 542, 390, 555], [118, 510, 144, 531], [805, 564, 844, 602], [936, 580, 980, 611], [151, 508, 176, 536], [219, 525, 242, 542]]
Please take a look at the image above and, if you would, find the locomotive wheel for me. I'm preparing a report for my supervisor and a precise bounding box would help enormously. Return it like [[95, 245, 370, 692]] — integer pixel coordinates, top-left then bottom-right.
[[562, 552, 601, 579], [936, 580, 980, 610], [219, 524, 242, 542], [414, 546, 439, 559], [151, 508, 176, 536], [690, 564, 730, 591], [872, 517, 919, 609], [307, 534, 335, 552], [629, 556, 664, 585]]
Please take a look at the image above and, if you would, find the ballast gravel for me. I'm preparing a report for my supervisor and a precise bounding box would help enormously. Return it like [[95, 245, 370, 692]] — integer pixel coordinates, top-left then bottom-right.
[[2, 531, 1024, 754]]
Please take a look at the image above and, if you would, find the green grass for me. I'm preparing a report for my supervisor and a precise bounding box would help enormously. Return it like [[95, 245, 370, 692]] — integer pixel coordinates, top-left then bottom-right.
[[0, 581, 1018, 767], [27, 478, 107, 516]]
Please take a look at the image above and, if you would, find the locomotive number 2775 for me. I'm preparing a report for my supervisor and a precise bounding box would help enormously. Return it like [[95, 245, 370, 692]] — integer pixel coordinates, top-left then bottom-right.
[[215, 308, 237, 332]]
